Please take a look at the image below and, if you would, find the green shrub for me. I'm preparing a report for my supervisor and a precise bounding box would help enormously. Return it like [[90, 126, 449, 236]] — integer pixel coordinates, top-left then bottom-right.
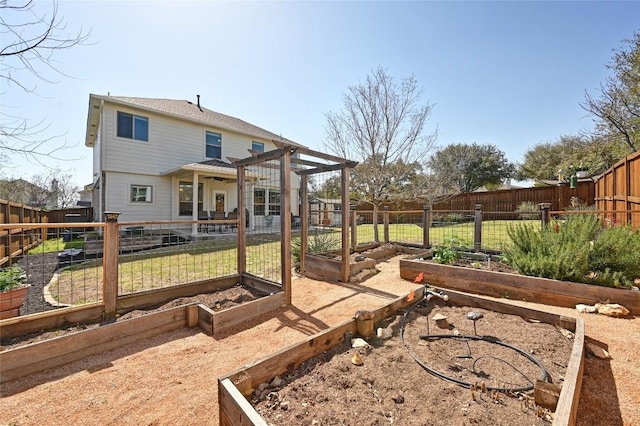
[[291, 230, 341, 271], [516, 201, 539, 220], [505, 214, 640, 288], [0, 265, 27, 292]]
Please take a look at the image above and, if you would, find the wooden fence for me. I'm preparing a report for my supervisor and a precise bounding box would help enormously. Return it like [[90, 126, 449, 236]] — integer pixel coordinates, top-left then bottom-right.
[[356, 182, 595, 213], [0, 200, 46, 267], [594, 150, 640, 228], [0, 200, 95, 267]]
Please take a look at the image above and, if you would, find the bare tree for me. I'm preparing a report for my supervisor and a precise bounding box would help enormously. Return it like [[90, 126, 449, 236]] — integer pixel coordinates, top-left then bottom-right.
[[581, 32, 639, 152], [1, 0, 90, 164], [324, 67, 437, 241], [0, 167, 79, 208]]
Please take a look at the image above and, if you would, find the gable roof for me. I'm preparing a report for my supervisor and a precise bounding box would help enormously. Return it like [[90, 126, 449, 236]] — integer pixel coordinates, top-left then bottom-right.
[[86, 94, 304, 148]]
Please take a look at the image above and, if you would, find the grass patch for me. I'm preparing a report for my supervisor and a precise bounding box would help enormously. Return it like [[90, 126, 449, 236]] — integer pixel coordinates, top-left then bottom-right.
[[46, 219, 538, 305], [28, 237, 84, 254]]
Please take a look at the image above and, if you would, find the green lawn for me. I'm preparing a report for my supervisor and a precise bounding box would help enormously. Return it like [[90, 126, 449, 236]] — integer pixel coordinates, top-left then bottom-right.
[[45, 220, 537, 305], [28, 237, 84, 254]]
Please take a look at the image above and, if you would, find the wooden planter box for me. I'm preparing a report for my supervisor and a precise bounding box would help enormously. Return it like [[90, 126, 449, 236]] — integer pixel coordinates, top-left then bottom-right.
[[399, 258, 640, 315], [0, 286, 29, 320], [0, 293, 284, 384], [218, 288, 585, 426]]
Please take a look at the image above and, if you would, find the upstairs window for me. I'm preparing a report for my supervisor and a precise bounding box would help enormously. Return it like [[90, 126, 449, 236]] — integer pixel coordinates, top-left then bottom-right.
[[252, 141, 264, 153], [117, 112, 148, 141], [206, 131, 222, 159], [131, 185, 153, 203]]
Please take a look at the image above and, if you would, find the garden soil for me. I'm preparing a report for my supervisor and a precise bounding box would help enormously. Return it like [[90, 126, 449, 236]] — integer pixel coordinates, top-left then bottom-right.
[[1, 255, 639, 426]]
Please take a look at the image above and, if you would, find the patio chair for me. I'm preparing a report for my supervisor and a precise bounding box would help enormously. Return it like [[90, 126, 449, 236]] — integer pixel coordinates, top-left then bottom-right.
[[227, 211, 238, 232], [210, 211, 226, 232], [198, 211, 211, 233]]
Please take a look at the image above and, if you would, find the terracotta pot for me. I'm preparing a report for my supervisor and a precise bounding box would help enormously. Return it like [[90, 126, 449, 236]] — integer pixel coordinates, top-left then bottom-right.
[[0, 286, 29, 320]]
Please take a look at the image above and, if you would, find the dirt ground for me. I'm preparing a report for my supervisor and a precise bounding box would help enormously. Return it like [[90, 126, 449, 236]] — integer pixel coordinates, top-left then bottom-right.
[[1, 255, 639, 426], [254, 301, 573, 425]]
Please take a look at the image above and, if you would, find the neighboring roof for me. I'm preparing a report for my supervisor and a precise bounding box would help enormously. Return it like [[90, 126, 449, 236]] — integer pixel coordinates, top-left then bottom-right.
[[311, 197, 342, 204], [86, 94, 304, 148]]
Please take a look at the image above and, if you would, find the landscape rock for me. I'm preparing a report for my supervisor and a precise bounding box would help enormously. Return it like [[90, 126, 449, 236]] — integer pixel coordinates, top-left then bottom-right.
[[575, 304, 598, 313], [595, 303, 630, 317], [351, 337, 370, 348], [586, 342, 611, 359]]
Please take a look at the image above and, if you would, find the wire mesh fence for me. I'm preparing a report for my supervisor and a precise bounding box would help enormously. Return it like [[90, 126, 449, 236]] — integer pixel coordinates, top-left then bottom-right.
[[387, 210, 424, 246], [115, 222, 238, 295], [1, 223, 104, 316], [245, 158, 284, 283]]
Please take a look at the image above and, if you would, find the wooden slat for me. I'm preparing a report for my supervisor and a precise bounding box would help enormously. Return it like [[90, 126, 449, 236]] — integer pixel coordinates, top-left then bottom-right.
[[438, 288, 576, 331], [0, 304, 105, 340], [242, 273, 282, 295], [213, 293, 285, 337], [553, 318, 585, 426], [280, 151, 292, 304], [400, 259, 640, 315], [198, 304, 215, 335], [116, 275, 239, 312], [219, 378, 268, 426]]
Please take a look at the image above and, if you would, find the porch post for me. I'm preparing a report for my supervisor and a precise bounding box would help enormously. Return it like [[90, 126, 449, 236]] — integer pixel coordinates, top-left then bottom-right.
[[191, 171, 199, 235]]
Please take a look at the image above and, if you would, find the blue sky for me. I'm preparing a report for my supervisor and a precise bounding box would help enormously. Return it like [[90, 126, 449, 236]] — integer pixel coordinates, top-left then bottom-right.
[[2, 1, 639, 188]]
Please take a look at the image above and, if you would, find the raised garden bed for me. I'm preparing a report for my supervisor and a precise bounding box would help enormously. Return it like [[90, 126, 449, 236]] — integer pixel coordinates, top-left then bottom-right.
[[0, 286, 284, 384], [399, 255, 640, 315], [304, 243, 401, 282], [218, 288, 584, 426]]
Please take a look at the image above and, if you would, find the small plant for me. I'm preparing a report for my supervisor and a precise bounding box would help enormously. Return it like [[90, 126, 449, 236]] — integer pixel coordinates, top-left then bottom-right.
[[0, 265, 27, 292], [433, 237, 460, 265], [470, 261, 483, 269]]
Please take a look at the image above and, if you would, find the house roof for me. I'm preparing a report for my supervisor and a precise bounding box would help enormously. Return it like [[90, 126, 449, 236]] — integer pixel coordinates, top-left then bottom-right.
[[86, 94, 305, 148], [160, 158, 262, 181]]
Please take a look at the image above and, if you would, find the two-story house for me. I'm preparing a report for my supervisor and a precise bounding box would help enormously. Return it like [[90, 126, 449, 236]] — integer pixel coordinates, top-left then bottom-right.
[[85, 94, 304, 229]]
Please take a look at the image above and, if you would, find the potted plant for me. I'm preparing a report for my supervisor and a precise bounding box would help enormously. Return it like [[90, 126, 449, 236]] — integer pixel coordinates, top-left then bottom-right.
[[0, 265, 29, 320]]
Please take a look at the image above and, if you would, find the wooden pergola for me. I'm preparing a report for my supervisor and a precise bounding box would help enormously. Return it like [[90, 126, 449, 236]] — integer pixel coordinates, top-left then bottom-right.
[[232, 141, 357, 304]]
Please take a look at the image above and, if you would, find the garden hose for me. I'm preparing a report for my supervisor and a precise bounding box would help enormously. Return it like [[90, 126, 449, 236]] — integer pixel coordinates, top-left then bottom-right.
[[400, 289, 549, 393]]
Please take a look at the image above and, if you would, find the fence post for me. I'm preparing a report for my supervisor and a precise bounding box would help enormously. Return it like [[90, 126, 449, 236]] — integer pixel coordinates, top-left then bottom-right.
[[422, 205, 430, 249], [383, 206, 390, 244], [540, 203, 551, 228], [351, 209, 357, 249], [102, 211, 120, 318], [474, 204, 482, 252]]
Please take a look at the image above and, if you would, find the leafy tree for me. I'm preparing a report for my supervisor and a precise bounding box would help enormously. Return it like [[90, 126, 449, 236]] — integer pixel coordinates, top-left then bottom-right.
[[427, 143, 515, 193], [324, 67, 437, 241], [517, 134, 628, 181], [581, 32, 639, 152], [1, 0, 90, 165]]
